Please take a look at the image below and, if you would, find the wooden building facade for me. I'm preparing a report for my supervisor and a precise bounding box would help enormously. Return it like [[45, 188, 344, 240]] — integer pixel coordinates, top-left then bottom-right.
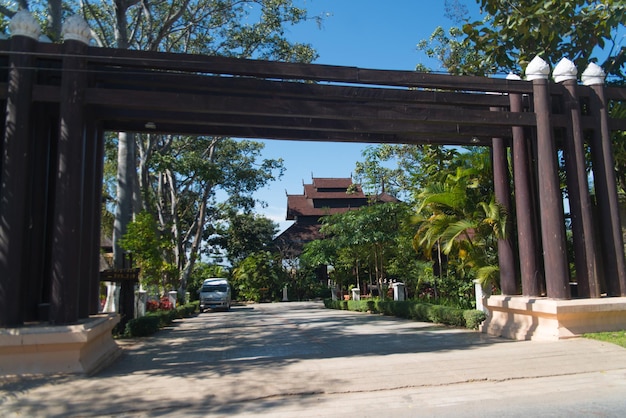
[[274, 177, 398, 257]]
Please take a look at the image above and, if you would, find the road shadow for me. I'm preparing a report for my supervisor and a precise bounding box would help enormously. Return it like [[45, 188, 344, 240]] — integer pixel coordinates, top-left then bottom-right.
[[97, 301, 509, 380], [0, 302, 513, 417]]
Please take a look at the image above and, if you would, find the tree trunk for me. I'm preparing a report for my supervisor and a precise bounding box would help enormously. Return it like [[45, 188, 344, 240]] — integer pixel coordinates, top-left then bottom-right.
[[112, 0, 133, 268], [178, 140, 218, 294], [113, 132, 136, 268], [47, 0, 62, 41]]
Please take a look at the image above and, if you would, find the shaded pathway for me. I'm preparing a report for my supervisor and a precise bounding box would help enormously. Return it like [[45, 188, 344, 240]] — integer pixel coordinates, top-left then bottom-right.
[[2, 302, 626, 417]]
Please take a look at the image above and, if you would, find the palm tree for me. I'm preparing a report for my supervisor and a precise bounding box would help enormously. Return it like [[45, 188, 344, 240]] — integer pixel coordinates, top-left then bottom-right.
[[413, 151, 507, 291]]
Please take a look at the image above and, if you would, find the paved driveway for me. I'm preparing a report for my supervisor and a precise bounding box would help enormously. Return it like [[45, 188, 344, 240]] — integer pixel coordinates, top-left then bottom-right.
[[2, 301, 626, 417]]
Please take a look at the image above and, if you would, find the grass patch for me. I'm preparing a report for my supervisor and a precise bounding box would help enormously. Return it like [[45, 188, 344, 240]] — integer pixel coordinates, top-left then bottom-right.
[[583, 330, 626, 349]]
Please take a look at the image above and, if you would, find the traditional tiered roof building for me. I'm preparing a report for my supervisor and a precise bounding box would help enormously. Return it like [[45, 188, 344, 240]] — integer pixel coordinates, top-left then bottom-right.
[[274, 177, 398, 257]]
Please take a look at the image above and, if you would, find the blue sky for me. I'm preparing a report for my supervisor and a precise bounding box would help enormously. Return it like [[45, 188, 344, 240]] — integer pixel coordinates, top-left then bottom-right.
[[252, 0, 474, 234], [247, 0, 626, 235]]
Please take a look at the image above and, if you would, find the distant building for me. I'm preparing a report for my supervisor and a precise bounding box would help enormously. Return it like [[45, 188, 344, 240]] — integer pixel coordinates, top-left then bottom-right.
[[274, 177, 398, 258]]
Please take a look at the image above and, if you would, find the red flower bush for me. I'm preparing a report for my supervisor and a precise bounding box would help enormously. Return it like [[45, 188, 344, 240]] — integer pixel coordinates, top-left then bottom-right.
[[159, 296, 174, 311], [145, 296, 174, 312], [146, 300, 160, 312]]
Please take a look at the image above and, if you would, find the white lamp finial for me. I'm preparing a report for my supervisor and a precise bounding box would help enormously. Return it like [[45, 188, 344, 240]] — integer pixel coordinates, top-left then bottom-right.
[[553, 58, 578, 83], [9, 10, 41, 41], [62, 15, 92, 45], [581, 63, 605, 86], [506, 72, 522, 81], [525, 56, 550, 81]]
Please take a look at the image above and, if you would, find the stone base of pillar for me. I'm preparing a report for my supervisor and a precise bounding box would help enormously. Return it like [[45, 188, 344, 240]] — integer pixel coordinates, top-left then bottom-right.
[[0, 314, 121, 376], [481, 295, 626, 341]]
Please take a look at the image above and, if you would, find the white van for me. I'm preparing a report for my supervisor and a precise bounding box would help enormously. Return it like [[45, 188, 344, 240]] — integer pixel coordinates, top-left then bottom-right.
[[199, 278, 231, 312]]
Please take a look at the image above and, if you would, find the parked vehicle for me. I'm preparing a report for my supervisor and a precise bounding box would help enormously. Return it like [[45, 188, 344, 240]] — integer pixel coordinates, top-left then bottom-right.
[[198, 278, 231, 312]]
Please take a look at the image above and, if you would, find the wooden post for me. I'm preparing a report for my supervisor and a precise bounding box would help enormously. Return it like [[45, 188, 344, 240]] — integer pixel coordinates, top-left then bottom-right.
[[528, 57, 570, 299], [554, 59, 600, 298], [79, 113, 98, 318], [87, 121, 107, 315], [583, 64, 626, 296], [490, 105, 518, 295], [49, 23, 90, 324], [508, 74, 542, 297], [0, 17, 39, 326]]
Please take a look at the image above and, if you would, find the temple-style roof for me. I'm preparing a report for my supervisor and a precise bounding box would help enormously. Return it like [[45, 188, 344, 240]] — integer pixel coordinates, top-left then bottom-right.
[[286, 177, 367, 220], [286, 194, 365, 220], [273, 222, 323, 256], [310, 177, 353, 189], [275, 177, 400, 256]]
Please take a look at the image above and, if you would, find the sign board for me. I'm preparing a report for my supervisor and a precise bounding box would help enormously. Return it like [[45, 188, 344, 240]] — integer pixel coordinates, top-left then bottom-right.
[[100, 268, 140, 282]]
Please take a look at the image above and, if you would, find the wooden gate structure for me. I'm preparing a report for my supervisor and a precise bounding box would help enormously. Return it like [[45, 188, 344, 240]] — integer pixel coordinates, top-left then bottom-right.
[[1, 13, 626, 373]]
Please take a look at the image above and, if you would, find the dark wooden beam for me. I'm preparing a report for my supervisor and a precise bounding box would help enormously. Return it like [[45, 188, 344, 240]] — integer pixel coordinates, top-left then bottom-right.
[[91, 69, 514, 108], [82, 45, 536, 93], [85, 88, 537, 127], [94, 106, 514, 138]]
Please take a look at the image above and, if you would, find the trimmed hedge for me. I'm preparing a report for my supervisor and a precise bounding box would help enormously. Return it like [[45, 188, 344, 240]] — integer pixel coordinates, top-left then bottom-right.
[[123, 300, 200, 337], [124, 314, 160, 337], [323, 299, 486, 330]]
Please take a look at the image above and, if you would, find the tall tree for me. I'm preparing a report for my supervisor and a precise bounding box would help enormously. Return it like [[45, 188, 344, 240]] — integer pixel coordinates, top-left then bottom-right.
[[79, 0, 319, 271], [354, 144, 462, 205], [211, 210, 279, 266], [313, 202, 411, 298], [462, 0, 625, 77], [417, 0, 625, 78], [140, 135, 284, 292], [412, 149, 506, 289]]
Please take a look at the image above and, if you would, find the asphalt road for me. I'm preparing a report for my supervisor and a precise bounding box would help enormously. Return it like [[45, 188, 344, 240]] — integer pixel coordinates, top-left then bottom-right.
[[2, 301, 626, 417]]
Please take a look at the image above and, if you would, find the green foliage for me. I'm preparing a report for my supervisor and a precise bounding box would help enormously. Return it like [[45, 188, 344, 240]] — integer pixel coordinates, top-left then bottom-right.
[[78, 0, 320, 63], [175, 302, 199, 319], [282, 256, 330, 301], [418, 1, 625, 79], [323, 299, 484, 329], [232, 251, 286, 302], [463, 310, 487, 330], [122, 301, 199, 337], [416, 25, 485, 75], [124, 315, 161, 338], [119, 212, 177, 289], [309, 202, 413, 297], [354, 145, 462, 204], [412, 148, 504, 290], [211, 211, 278, 265], [463, 0, 625, 78]]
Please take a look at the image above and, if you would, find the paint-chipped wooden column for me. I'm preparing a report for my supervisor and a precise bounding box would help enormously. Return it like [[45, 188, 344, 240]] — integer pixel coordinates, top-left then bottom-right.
[[0, 11, 41, 326], [507, 73, 542, 296], [49, 16, 92, 324], [526, 56, 570, 299], [554, 59, 600, 298], [582, 63, 626, 296]]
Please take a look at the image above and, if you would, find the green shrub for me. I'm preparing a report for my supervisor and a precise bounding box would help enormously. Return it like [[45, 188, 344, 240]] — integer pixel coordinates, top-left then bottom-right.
[[124, 315, 160, 337], [174, 301, 199, 318], [463, 310, 487, 330], [324, 298, 485, 330], [120, 301, 199, 338]]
